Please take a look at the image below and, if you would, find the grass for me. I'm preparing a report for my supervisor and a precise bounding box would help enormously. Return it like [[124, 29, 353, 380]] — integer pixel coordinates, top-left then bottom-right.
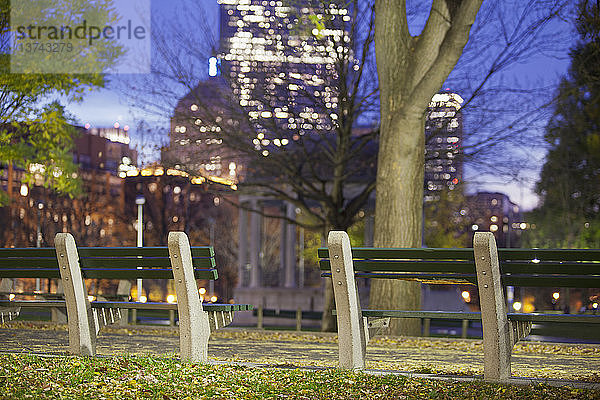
[[0, 354, 599, 399]]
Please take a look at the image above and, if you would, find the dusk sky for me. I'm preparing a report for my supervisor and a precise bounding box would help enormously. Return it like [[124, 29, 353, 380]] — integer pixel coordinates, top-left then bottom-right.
[[62, 0, 576, 211]]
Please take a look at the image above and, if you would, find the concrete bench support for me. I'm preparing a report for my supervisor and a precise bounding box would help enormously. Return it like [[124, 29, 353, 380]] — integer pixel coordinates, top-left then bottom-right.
[[0, 279, 20, 323], [55, 233, 97, 356], [473, 232, 511, 382], [116, 280, 131, 325], [328, 231, 366, 370], [168, 232, 210, 363]]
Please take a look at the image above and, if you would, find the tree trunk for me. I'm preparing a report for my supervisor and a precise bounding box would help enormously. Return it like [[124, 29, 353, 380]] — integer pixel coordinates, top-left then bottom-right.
[[371, 111, 425, 336], [321, 224, 338, 332], [321, 277, 337, 332], [370, 0, 483, 336]]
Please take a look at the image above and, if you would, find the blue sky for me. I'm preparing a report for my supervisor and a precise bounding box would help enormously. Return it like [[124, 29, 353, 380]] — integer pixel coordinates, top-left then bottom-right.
[[62, 0, 575, 211], [64, 0, 218, 127]]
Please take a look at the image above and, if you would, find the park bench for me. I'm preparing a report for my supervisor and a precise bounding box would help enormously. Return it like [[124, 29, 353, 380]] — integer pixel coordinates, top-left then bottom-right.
[[319, 230, 600, 382], [0, 231, 252, 362]]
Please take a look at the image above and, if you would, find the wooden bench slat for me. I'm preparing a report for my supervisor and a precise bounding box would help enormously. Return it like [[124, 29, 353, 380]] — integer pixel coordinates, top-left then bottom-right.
[[0, 269, 61, 278], [0, 268, 218, 280], [253, 308, 322, 319], [320, 258, 600, 275], [0, 247, 183, 258], [82, 268, 218, 280], [76, 246, 214, 258], [78, 257, 215, 268], [0, 248, 56, 257], [318, 247, 474, 260], [506, 313, 600, 324], [319, 259, 475, 272], [88, 301, 252, 312], [358, 310, 483, 320], [503, 275, 600, 288], [0, 300, 251, 313], [498, 248, 600, 262], [332, 309, 600, 324], [0, 259, 59, 268], [322, 271, 600, 287], [502, 262, 600, 275], [321, 271, 477, 284], [205, 304, 253, 312], [91, 301, 176, 310], [0, 300, 65, 307]]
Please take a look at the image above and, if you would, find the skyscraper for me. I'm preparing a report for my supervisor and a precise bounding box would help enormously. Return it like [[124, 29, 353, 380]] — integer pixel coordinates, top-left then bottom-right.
[[165, 0, 349, 180], [424, 91, 464, 202], [218, 0, 346, 140]]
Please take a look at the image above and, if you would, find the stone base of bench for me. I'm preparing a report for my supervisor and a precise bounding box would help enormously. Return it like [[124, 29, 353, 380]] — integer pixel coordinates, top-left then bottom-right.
[[364, 317, 390, 341], [92, 307, 123, 332], [0, 307, 20, 323]]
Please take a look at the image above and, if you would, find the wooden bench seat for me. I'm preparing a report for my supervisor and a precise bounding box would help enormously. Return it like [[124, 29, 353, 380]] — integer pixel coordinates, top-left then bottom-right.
[[0, 231, 253, 362], [319, 230, 600, 382]]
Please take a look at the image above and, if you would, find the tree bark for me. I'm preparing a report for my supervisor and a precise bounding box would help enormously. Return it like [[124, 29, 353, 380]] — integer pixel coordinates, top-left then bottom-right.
[[321, 277, 337, 332], [371, 0, 483, 336], [371, 111, 425, 336]]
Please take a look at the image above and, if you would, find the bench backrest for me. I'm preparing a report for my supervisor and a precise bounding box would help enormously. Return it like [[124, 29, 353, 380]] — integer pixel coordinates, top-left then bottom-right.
[[318, 247, 476, 284], [494, 248, 600, 288], [0, 246, 217, 280], [0, 248, 60, 278], [318, 246, 600, 288]]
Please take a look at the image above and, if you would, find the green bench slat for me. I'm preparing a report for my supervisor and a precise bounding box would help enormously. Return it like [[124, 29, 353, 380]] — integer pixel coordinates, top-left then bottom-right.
[[322, 259, 600, 275], [0, 269, 61, 278], [322, 271, 599, 287], [0, 247, 214, 258], [91, 301, 176, 310], [0, 291, 62, 298], [503, 275, 600, 288], [204, 304, 253, 312], [0, 258, 214, 269], [498, 248, 600, 262], [0, 259, 59, 268], [319, 259, 475, 273], [78, 257, 215, 268], [0, 248, 56, 257], [0, 268, 218, 280], [321, 271, 477, 284], [76, 246, 214, 258], [336, 309, 600, 324], [252, 309, 323, 319], [0, 300, 252, 312], [357, 310, 484, 320], [318, 247, 474, 260], [89, 301, 251, 312], [319, 258, 600, 276], [502, 262, 600, 275], [0, 300, 65, 308], [506, 313, 600, 323], [83, 268, 218, 280]]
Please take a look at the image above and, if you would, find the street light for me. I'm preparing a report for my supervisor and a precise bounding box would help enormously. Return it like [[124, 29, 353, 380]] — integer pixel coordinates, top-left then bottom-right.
[[135, 195, 145, 302]]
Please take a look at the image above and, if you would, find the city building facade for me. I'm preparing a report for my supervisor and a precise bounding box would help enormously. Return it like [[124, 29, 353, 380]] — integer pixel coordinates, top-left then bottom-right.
[[465, 191, 525, 248], [74, 126, 138, 177], [424, 91, 464, 202], [165, 0, 349, 180]]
